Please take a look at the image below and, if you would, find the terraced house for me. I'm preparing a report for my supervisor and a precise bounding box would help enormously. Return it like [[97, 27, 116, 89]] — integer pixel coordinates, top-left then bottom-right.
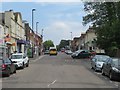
[[0, 10, 26, 54]]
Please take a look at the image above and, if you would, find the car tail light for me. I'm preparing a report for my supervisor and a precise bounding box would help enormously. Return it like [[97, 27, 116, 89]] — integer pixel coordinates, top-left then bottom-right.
[[2, 64, 6, 69]]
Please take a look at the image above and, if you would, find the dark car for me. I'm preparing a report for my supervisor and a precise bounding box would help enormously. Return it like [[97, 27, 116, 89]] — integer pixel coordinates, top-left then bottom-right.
[[0, 58, 16, 77], [102, 58, 120, 80], [71, 50, 91, 59]]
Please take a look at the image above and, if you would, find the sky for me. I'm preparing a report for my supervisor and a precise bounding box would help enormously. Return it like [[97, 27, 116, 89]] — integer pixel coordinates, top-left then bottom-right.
[[0, 1, 90, 45]]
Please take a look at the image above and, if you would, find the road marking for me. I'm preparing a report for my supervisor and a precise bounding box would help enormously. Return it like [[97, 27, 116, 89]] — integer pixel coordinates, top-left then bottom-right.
[[47, 80, 57, 88], [51, 80, 57, 84]]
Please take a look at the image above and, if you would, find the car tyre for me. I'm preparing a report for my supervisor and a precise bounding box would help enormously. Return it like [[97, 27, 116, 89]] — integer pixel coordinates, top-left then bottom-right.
[[6, 69, 10, 77], [109, 71, 114, 80], [101, 68, 105, 76], [26, 61, 29, 67], [91, 66, 93, 69], [94, 66, 97, 72], [21, 62, 25, 69], [13, 68, 16, 73]]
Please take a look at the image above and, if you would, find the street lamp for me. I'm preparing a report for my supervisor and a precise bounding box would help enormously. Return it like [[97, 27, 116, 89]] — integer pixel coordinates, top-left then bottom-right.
[[41, 29, 44, 39], [70, 32, 73, 51], [32, 9, 36, 31], [31, 9, 36, 58], [36, 22, 39, 35], [70, 32, 72, 41]]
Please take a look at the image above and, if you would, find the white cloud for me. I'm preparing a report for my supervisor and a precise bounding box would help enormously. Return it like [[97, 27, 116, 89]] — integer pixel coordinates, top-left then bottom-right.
[[44, 20, 88, 45]]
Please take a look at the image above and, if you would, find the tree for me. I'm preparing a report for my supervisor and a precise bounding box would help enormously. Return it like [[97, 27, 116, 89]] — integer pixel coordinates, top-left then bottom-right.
[[43, 40, 54, 50], [83, 2, 120, 56], [58, 40, 70, 50]]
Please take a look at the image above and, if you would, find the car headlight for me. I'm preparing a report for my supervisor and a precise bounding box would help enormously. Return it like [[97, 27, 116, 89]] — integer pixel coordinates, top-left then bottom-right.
[[112, 67, 120, 72]]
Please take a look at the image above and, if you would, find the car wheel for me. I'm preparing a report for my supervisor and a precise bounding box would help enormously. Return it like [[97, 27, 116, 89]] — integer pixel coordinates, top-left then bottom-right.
[[21, 62, 25, 69], [109, 71, 114, 80], [94, 66, 97, 72], [101, 68, 105, 76], [26, 61, 29, 67], [6, 68, 10, 77], [91, 66, 93, 69], [13, 68, 16, 73]]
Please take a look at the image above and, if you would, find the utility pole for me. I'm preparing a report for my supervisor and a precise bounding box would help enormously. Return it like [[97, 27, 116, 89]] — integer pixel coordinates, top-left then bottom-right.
[[31, 8, 36, 58]]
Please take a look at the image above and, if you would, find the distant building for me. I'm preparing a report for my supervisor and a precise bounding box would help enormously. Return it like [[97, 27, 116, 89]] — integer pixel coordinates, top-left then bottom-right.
[[71, 37, 80, 52], [77, 27, 105, 53]]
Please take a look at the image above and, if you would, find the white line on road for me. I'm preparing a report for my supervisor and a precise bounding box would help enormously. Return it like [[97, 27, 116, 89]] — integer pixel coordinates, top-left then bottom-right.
[[51, 80, 57, 84], [47, 80, 57, 88]]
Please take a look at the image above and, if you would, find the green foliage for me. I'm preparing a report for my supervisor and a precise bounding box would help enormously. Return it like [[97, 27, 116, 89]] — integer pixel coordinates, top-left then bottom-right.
[[58, 40, 70, 50], [83, 2, 120, 56], [43, 40, 54, 50]]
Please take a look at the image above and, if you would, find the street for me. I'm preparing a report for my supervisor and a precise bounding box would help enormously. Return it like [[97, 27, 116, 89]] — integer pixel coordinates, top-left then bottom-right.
[[2, 52, 120, 88]]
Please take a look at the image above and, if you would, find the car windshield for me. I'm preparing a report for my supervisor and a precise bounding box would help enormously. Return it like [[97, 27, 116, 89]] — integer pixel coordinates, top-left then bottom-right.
[[96, 56, 109, 62], [11, 55, 22, 59], [112, 59, 120, 66]]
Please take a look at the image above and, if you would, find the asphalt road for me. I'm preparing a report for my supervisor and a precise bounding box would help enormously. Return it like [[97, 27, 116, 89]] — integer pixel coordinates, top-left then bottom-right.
[[2, 52, 120, 89]]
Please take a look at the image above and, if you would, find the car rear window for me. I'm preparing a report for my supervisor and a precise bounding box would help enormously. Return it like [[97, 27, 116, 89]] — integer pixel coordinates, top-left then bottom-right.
[[50, 49, 56, 51], [11, 55, 22, 59]]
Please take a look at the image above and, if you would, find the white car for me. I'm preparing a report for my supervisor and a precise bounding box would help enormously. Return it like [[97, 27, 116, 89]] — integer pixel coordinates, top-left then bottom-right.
[[65, 50, 73, 55], [10, 53, 29, 69]]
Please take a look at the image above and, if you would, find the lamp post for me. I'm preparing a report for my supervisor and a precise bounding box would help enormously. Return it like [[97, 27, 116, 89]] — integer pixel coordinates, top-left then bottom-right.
[[41, 29, 44, 55], [70, 32, 72, 41], [32, 9, 36, 31], [70, 32, 72, 51], [36, 22, 39, 35], [41, 29, 44, 40], [31, 9, 36, 58]]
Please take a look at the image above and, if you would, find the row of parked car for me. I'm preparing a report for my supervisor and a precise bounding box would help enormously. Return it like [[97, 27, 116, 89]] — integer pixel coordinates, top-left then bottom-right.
[[68, 49, 120, 81], [91, 54, 120, 81], [0, 53, 29, 77]]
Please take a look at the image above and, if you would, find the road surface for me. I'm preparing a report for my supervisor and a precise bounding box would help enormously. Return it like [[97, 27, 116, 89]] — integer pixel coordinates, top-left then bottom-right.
[[2, 52, 120, 89]]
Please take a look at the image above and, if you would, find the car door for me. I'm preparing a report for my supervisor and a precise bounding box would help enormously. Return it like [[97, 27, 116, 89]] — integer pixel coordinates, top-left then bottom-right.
[[4, 58, 14, 73], [23, 54, 27, 64], [91, 58, 95, 68], [105, 59, 112, 75], [78, 51, 85, 58]]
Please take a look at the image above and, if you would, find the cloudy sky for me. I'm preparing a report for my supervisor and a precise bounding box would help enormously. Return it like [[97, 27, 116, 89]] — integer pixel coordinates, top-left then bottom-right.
[[1, 1, 89, 45]]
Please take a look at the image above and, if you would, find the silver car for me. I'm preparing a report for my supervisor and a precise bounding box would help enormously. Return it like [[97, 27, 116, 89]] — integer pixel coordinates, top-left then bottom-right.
[[91, 55, 110, 71]]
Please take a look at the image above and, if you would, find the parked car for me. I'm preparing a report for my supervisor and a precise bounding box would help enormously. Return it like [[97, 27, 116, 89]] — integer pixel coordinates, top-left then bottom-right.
[[0, 58, 16, 77], [65, 50, 73, 55], [44, 50, 49, 55], [71, 50, 91, 59], [102, 58, 120, 80], [91, 55, 110, 71], [10, 53, 29, 69]]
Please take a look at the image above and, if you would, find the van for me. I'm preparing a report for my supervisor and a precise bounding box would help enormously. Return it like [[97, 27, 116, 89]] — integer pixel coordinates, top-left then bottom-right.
[[49, 47, 57, 55]]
